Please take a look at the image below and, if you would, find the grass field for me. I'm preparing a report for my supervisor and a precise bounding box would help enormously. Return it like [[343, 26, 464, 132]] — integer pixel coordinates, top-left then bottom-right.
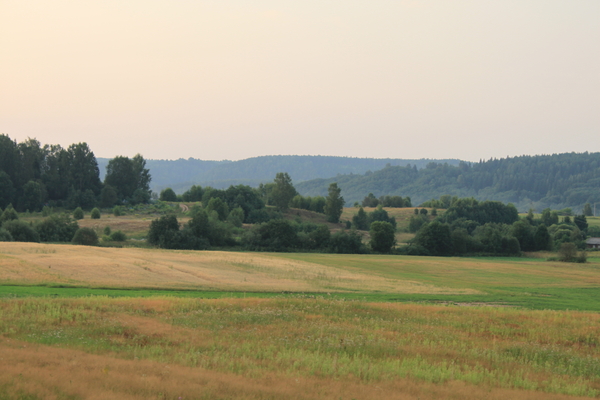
[[3, 242, 600, 399], [2, 297, 600, 399]]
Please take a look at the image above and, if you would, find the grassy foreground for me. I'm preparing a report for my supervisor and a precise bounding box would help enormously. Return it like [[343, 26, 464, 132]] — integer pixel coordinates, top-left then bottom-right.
[[3, 243, 600, 398], [2, 297, 600, 399]]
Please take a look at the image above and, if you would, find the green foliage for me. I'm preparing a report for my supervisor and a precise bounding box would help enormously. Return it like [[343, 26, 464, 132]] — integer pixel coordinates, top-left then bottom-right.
[[100, 185, 118, 208], [352, 207, 369, 230], [328, 230, 365, 254], [3, 220, 40, 242], [109, 230, 127, 242], [541, 208, 559, 226], [244, 219, 298, 251], [0, 228, 13, 241], [413, 221, 452, 256], [368, 206, 396, 229], [290, 194, 327, 214], [206, 197, 229, 221], [21, 180, 46, 212], [90, 208, 101, 219], [113, 206, 122, 216], [71, 227, 99, 246], [73, 207, 84, 220], [324, 183, 344, 223], [574, 215, 588, 232], [159, 188, 178, 202], [511, 220, 535, 251], [0, 171, 15, 209], [362, 193, 379, 207], [103, 226, 111, 235], [0, 204, 18, 223], [104, 154, 151, 205], [295, 152, 600, 210], [369, 221, 396, 253], [182, 185, 204, 202], [35, 214, 79, 242], [558, 242, 587, 263], [408, 214, 429, 233], [227, 206, 245, 228], [271, 172, 297, 211], [419, 208, 428, 215], [147, 215, 180, 246], [534, 224, 552, 251], [583, 203, 593, 217], [441, 198, 519, 226]]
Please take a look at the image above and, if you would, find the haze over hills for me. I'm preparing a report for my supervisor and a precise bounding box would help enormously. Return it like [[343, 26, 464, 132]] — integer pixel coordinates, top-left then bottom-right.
[[296, 152, 600, 212], [97, 155, 462, 193]]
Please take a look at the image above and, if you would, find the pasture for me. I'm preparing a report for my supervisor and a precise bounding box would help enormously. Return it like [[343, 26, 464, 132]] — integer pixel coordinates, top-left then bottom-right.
[[3, 242, 600, 399]]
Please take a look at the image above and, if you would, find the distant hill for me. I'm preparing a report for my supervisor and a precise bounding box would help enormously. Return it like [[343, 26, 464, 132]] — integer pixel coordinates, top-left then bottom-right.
[[98, 155, 462, 192], [295, 152, 600, 212]]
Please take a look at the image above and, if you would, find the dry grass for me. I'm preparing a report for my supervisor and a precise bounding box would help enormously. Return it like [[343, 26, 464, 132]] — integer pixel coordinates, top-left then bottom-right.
[[0, 242, 476, 294], [1, 297, 599, 399]]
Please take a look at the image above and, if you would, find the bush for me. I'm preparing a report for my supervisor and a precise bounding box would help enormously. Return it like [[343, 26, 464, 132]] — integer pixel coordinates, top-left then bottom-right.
[[35, 214, 79, 242], [0, 228, 13, 242], [90, 208, 101, 219], [72, 227, 99, 246], [109, 230, 127, 242], [147, 215, 180, 246], [369, 221, 396, 253], [103, 226, 111, 235], [0, 204, 18, 223], [2, 220, 40, 242], [328, 230, 365, 254], [160, 188, 178, 202], [113, 206, 122, 217], [558, 242, 587, 263], [73, 207, 84, 220]]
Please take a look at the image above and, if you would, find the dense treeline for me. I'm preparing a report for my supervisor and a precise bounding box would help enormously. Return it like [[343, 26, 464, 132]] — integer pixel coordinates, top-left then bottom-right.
[[406, 197, 592, 258], [0, 134, 151, 211], [296, 153, 600, 211]]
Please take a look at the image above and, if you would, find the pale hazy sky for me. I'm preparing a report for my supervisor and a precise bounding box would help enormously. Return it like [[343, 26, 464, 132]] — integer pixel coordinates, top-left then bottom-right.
[[1, 1, 598, 161]]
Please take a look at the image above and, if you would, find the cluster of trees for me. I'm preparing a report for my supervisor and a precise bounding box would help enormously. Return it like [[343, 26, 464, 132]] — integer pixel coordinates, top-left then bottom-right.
[[161, 172, 345, 224], [0, 204, 80, 243], [408, 197, 593, 257], [257, 173, 344, 222], [351, 206, 397, 231], [147, 211, 368, 254], [296, 152, 600, 211], [361, 193, 412, 208], [0, 134, 152, 211]]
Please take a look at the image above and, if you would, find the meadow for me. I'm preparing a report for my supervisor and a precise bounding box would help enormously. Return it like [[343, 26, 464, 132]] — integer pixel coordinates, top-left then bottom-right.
[[2, 221, 600, 399]]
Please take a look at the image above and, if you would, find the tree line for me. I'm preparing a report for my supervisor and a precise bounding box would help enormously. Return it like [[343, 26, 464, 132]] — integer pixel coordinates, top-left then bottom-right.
[[296, 152, 600, 211], [0, 134, 151, 211], [405, 197, 593, 259]]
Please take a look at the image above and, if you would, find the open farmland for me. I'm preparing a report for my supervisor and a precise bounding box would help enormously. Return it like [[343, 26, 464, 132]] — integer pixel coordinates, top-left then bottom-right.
[[2, 297, 600, 399], [3, 243, 600, 399]]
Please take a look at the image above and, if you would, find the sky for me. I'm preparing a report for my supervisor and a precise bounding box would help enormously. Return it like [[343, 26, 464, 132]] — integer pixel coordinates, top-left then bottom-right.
[[1, 1, 599, 162]]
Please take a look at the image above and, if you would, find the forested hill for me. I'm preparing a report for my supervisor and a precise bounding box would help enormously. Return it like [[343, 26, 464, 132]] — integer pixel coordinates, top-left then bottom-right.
[[99, 155, 461, 192], [295, 152, 600, 212]]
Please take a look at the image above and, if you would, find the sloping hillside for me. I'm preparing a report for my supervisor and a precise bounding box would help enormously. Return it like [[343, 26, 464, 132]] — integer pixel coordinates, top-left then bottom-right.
[[296, 153, 600, 211]]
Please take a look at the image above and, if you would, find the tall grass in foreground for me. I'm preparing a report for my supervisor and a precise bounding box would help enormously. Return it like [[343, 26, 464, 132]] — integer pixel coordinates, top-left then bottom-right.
[[1, 297, 600, 399]]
